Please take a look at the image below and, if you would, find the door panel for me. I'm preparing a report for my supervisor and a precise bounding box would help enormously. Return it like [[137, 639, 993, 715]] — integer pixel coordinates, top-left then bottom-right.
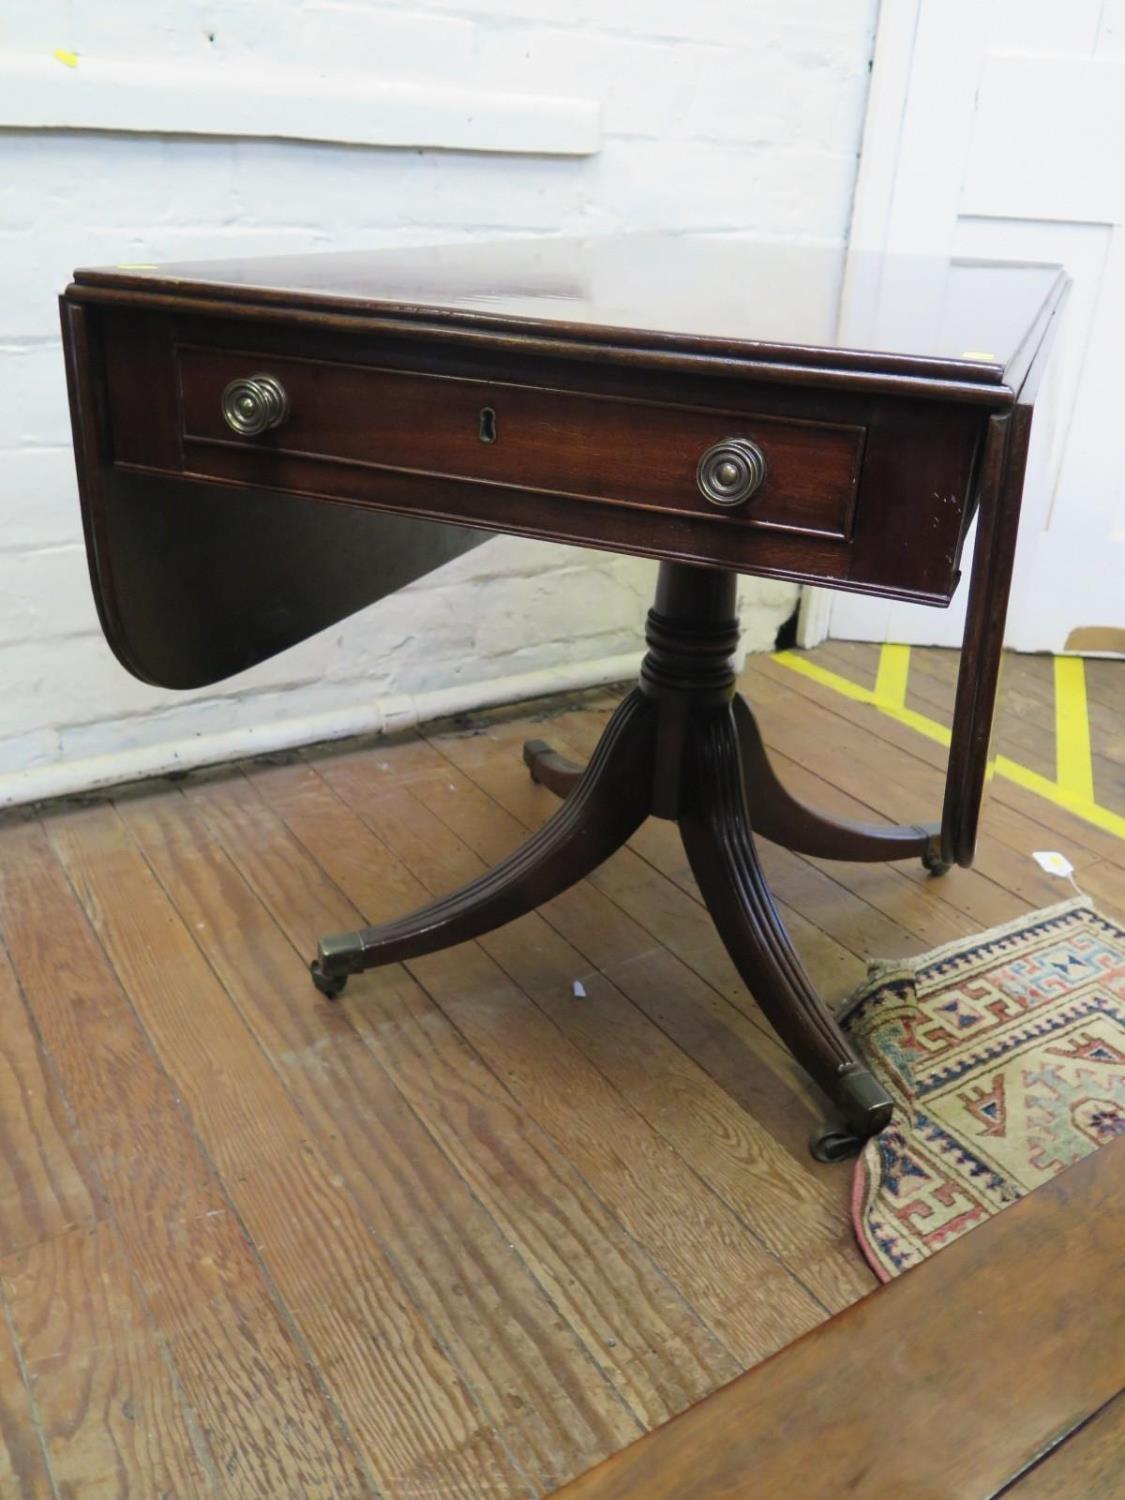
[[826, 0, 1124, 654]]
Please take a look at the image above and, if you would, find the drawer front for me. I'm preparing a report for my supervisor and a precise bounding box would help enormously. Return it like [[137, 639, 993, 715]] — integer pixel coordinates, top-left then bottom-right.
[[177, 347, 865, 542], [99, 310, 984, 605]]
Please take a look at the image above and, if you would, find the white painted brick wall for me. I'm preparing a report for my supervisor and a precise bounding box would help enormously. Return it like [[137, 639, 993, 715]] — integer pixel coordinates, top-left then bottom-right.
[[0, 0, 878, 794]]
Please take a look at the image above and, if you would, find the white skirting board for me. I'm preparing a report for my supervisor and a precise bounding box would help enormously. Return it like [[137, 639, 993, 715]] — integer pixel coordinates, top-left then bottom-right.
[[0, 652, 644, 811]]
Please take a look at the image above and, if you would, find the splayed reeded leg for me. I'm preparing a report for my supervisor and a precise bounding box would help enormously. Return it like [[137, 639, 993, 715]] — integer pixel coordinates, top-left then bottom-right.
[[732, 694, 945, 871], [679, 702, 893, 1159], [522, 739, 584, 799], [310, 690, 656, 998], [311, 561, 901, 1161]]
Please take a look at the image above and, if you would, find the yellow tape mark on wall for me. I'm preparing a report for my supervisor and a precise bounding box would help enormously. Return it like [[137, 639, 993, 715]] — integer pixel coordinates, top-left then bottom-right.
[[53, 48, 79, 67], [1053, 655, 1095, 803], [874, 643, 911, 709], [771, 650, 1125, 841]]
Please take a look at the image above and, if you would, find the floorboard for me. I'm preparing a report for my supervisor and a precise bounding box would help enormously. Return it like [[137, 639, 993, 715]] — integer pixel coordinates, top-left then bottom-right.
[[0, 643, 1120, 1497], [0, 1293, 55, 1500], [0, 817, 370, 1497], [3, 1220, 217, 1497]]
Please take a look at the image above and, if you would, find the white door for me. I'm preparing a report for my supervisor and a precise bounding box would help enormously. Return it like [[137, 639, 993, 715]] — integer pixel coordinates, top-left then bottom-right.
[[819, 0, 1125, 655]]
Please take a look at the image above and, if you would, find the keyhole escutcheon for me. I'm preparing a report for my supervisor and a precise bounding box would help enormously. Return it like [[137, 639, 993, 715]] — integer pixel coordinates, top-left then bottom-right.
[[479, 406, 498, 443]]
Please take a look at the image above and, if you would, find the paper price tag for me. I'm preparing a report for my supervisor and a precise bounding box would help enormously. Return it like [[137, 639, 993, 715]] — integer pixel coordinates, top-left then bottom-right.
[[1032, 851, 1075, 878]]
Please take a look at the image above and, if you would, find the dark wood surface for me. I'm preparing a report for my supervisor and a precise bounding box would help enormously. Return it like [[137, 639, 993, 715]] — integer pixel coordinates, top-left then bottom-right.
[[1, 648, 1120, 1498], [73, 236, 1060, 389], [176, 343, 868, 540], [312, 563, 901, 1145], [941, 407, 1032, 866], [1009, 1392, 1124, 1498], [74, 294, 992, 630], [60, 238, 1065, 897], [554, 1137, 1125, 1500], [60, 300, 488, 690], [58, 239, 1069, 1187]]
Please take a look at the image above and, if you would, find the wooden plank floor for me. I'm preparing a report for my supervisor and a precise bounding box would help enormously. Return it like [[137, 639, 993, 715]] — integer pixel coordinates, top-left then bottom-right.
[[0, 644, 1121, 1498]]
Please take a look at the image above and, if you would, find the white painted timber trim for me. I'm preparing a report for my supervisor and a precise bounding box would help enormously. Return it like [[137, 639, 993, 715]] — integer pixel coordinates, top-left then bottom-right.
[[842, 0, 924, 254], [0, 51, 601, 156], [0, 652, 641, 810], [795, 586, 833, 648], [801, 0, 925, 648]]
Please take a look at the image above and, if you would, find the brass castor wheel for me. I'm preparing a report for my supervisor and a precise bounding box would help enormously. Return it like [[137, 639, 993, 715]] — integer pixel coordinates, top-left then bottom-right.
[[810, 1120, 865, 1163], [922, 845, 952, 877], [310, 959, 347, 1001], [812, 1065, 891, 1158]]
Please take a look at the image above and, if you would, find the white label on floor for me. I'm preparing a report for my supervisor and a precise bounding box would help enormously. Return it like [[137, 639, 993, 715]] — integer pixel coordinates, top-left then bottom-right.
[[1032, 850, 1076, 877]]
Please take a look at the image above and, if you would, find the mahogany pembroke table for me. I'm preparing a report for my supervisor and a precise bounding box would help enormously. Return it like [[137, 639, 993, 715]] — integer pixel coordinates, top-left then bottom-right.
[[60, 237, 1066, 1159]]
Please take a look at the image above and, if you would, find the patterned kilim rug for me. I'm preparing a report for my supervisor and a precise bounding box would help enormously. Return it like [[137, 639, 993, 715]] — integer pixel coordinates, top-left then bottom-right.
[[843, 898, 1125, 1281]]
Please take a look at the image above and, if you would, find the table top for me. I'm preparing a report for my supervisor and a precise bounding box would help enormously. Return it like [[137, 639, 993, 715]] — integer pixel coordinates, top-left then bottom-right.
[[63, 231, 1062, 737], [74, 234, 1064, 397], [554, 1137, 1125, 1499]]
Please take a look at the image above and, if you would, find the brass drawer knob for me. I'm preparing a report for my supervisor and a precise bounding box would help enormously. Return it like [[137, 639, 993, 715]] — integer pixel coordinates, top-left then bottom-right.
[[221, 373, 289, 436], [697, 438, 767, 507]]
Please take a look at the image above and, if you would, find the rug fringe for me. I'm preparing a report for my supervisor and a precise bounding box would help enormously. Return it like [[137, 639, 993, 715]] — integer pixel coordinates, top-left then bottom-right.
[[836, 896, 1096, 1022], [902, 894, 1093, 971]]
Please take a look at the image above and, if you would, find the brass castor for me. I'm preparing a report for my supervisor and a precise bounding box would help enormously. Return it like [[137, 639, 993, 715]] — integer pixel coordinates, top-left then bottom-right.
[[922, 844, 952, 877], [310, 959, 347, 1001], [810, 1120, 866, 1163]]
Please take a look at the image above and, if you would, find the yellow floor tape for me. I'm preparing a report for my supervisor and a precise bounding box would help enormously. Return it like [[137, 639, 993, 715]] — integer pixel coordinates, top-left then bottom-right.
[[1053, 655, 1095, 805], [771, 645, 1125, 842]]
